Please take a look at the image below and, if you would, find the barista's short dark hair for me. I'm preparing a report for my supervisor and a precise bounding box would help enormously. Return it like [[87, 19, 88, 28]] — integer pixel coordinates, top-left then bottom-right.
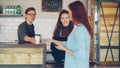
[[25, 7, 36, 14]]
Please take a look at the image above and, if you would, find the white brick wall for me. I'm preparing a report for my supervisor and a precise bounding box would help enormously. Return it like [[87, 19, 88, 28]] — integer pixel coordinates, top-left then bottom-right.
[[0, 0, 77, 42], [0, 17, 57, 42]]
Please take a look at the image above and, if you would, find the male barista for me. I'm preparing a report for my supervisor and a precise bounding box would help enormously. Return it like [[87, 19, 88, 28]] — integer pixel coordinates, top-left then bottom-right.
[[17, 7, 36, 44]]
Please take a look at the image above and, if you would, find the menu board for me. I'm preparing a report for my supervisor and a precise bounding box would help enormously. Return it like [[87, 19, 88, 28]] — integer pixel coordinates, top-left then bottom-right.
[[42, 0, 62, 12]]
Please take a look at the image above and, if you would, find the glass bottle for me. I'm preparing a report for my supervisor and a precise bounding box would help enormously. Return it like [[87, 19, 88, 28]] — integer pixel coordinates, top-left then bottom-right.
[[0, 5, 2, 14], [16, 5, 21, 14]]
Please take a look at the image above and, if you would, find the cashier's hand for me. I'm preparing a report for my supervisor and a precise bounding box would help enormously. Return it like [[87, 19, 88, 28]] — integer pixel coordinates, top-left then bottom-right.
[[30, 37, 35, 43], [24, 36, 35, 44]]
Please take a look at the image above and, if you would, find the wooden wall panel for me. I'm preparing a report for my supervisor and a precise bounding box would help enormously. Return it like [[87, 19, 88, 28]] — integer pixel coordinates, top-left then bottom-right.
[[100, 49, 119, 61], [100, 8, 117, 14], [101, 2, 118, 8], [100, 2, 119, 61]]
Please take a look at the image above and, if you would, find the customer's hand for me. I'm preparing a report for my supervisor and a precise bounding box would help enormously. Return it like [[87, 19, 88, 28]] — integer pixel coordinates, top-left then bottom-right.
[[55, 44, 75, 56], [55, 44, 66, 51], [41, 39, 47, 44], [42, 38, 52, 43]]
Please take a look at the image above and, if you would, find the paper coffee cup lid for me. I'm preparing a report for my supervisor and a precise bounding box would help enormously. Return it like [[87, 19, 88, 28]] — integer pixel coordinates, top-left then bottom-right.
[[35, 34, 41, 36]]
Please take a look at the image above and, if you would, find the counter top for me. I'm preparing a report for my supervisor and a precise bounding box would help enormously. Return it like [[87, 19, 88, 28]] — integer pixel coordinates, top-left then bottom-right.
[[0, 42, 46, 68], [0, 42, 46, 48]]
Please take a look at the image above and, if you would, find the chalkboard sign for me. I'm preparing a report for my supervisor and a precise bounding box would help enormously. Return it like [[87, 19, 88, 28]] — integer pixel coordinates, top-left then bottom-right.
[[42, 0, 62, 12]]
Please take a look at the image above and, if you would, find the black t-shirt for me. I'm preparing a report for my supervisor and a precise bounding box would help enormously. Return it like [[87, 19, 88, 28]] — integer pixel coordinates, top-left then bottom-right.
[[17, 21, 35, 44]]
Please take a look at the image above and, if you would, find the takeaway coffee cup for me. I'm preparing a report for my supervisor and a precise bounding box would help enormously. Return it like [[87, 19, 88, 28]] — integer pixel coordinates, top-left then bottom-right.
[[35, 34, 41, 44]]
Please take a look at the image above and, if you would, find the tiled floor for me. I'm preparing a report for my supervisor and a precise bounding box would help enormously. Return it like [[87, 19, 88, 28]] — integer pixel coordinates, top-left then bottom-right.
[[46, 61, 120, 68]]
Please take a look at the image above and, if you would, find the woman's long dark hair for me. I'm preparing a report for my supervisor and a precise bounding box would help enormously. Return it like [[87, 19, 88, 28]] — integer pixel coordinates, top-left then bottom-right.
[[68, 1, 93, 38], [53, 9, 74, 36]]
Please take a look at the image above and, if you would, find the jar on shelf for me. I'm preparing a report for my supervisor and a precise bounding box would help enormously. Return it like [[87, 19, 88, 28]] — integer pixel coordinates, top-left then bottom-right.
[[0, 5, 3, 14], [16, 5, 21, 14]]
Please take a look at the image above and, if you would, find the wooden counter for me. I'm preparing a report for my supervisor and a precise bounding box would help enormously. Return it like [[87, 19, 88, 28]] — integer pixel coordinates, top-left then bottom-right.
[[0, 42, 46, 68]]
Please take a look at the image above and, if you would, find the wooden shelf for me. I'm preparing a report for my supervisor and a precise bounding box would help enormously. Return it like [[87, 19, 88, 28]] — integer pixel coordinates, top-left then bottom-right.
[[0, 14, 23, 17]]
